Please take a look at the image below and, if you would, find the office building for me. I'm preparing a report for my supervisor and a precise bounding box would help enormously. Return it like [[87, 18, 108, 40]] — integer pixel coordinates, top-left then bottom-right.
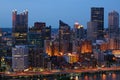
[[91, 7, 104, 40], [59, 20, 72, 53], [28, 22, 51, 48], [81, 40, 92, 54], [59, 20, 71, 41], [74, 22, 84, 40], [108, 38, 119, 50], [28, 45, 49, 68], [108, 11, 119, 38], [12, 45, 28, 71], [12, 10, 28, 45], [87, 21, 97, 42], [63, 53, 79, 64]]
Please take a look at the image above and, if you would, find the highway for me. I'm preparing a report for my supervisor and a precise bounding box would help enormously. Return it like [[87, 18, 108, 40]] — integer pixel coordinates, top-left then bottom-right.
[[1, 67, 120, 77]]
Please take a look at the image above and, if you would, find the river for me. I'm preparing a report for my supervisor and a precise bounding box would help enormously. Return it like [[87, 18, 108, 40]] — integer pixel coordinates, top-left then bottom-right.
[[69, 72, 120, 80]]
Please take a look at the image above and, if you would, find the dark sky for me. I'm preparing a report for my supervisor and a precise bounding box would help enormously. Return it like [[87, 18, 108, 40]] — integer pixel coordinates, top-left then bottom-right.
[[0, 0, 120, 28]]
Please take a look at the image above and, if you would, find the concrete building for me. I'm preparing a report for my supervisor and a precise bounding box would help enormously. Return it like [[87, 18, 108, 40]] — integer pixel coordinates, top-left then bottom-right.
[[87, 21, 97, 42], [12, 45, 28, 71]]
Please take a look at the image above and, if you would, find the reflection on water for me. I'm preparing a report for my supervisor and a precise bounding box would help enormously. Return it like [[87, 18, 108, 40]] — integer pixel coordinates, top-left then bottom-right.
[[84, 75, 89, 80], [112, 73, 116, 79], [72, 72, 120, 80], [75, 75, 79, 80], [4, 71, 120, 80], [102, 73, 106, 80]]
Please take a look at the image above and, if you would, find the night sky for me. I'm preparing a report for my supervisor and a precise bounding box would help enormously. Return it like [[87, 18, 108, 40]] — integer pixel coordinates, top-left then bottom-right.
[[0, 0, 119, 28]]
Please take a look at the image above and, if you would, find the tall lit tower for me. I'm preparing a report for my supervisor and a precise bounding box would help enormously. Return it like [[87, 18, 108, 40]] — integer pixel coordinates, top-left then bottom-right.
[[12, 10, 28, 45], [108, 11, 119, 38], [91, 7, 104, 40], [74, 22, 84, 40]]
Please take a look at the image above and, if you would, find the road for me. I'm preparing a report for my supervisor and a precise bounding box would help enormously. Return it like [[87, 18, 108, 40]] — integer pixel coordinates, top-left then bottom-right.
[[1, 67, 120, 77]]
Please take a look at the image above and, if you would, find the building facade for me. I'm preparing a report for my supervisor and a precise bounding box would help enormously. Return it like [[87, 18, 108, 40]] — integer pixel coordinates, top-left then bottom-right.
[[59, 20, 72, 54], [12, 10, 28, 46], [91, 7, 104, 40], [108, 11, 119, 38], [74, 22, 84, 40], [12, 45, 28, 71], [28, 22, 51, 48], [87, 21, 97, 42]]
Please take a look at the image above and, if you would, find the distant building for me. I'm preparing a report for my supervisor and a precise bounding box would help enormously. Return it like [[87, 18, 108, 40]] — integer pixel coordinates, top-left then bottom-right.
[[87, 21, 97, 42], [28, 45, 48, 68], [59, 20, 71, 41], [12, 45, 28, 71], [59, 20, 72, 53], [63, 53, 79, 64], [28, 32, 43, 48], [33, 22, 51, 40], [93, 49, 105, 66], [80, 40, 92, 54], [108, 11, 119, 38], [74, 22, 84, 40], [44, 26, 51, 40], [112, 50, 120, 58], [34, 22, 46, 29], [44, 40, 54, 56], [12, 10, 28, 46], [108, 38, 119, 50], [0, 28, 2, 42], [91, 7, 104, 40], [28, 22, 51, 48]]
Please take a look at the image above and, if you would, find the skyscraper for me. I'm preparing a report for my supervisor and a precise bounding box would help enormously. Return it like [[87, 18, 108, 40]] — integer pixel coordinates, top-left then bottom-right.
[[74, 22, 84, 40], [59, 20, 72, 53], [28, 22, 51, 48], [59, 20, 71, 41], [108, 11, 119, 38], [91, 7, 104, 40], [12, 10, 28, 45], [87, 21, 97, 42]]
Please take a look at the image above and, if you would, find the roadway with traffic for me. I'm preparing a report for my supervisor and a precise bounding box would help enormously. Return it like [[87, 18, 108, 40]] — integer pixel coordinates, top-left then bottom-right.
[[1, 66, 120, 77]]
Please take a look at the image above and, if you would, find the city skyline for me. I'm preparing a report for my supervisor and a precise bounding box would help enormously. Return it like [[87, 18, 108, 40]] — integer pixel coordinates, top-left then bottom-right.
[[0, 0, 120, 28]]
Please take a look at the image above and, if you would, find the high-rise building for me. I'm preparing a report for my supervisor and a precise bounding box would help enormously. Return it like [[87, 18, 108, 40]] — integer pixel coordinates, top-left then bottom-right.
[[87, 21, 97, 42], [59, 20, 71, 41], [12, 10, 28, 45], [91, 7, 104, 40], [28, 45, 49, 68], [74, 22, 84, 40], [59, 20, 72, 54], [108, 11, 119, 38], [12, 45, 28, 71], [34, 22, 46, 29], [28, 22, 51, 48], [28, 22, 45, 48]]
